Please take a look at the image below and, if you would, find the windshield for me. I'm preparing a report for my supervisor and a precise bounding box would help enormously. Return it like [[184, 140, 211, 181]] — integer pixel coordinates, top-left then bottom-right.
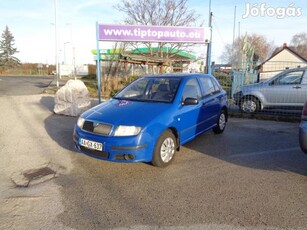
[[114, 77, 181, 103]]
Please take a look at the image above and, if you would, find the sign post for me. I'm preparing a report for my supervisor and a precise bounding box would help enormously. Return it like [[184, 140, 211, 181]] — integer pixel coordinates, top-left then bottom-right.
[[96, 22, 102, 104]]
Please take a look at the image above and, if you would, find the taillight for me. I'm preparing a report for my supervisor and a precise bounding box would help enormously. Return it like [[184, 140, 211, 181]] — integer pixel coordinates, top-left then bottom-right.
[[303, 102, 307, 116]]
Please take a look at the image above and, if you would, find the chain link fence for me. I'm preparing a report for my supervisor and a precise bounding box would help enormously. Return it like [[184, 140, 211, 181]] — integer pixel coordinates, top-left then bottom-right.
[[214, 63, 306, 119]]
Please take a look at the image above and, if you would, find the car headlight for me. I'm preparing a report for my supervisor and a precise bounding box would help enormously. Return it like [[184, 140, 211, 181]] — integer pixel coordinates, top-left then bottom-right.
[[114, 125, 141, 136], [77, 117, 85, 128]]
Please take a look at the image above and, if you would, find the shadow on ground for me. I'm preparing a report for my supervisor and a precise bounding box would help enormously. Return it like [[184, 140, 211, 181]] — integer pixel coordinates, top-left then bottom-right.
[[184, 119, 307, 176], [41, 96, 100, 152], [41, 96, 78, 151]]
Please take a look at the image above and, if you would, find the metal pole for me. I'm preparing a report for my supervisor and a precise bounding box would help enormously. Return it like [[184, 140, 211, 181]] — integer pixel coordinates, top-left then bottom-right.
[[96, 22, 101, 104], [232, 6, 237, 69], [64, 42, 70, 64], [66, 23, 76, 78], [54, 0, 59, 87], [206, 0, 212, 75], [73, 47, 76, 80], [207, 12, 213, 75], [232, 6, 236, 46]]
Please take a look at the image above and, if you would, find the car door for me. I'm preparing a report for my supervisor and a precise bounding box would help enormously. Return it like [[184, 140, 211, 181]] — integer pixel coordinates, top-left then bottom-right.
[[298, 70, 307, 104], [198, 76, 222, 128], [265, 69, 307, 106], [177, 78, 203, 144]]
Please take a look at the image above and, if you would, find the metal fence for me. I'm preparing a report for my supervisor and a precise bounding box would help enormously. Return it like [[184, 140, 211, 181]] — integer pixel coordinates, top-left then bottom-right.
[[216, 66, 305, 119], [230, 70, 258, 97]]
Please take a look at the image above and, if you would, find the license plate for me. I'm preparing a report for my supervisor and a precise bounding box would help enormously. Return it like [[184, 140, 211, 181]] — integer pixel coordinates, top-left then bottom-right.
[[79, 138, 103, 151]]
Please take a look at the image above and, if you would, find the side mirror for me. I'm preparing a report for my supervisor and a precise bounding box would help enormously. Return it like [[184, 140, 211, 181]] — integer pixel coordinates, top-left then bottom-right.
[[182, 97, 198, 105]]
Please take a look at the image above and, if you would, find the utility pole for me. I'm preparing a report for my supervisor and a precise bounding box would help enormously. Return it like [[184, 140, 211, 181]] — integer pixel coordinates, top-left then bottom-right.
[[232, 5, 237, 69], [206, 0, 213, 74], [54, 0, 59, 87]]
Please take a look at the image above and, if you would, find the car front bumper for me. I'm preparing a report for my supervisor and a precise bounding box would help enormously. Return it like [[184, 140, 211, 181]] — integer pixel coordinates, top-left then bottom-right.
[[299, 120, 307, 154], [73, 125, 155, 163]]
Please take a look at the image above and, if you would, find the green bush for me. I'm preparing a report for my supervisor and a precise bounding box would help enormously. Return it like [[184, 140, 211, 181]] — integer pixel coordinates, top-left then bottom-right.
[[213, 71, 232, 96]]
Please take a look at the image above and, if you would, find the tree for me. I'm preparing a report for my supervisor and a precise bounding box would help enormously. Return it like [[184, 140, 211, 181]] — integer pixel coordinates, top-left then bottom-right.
[[290, 32, 307, 60], [221, 33, 275, 69], [0, 25, 21, 68], [115, 0, 203, 61]]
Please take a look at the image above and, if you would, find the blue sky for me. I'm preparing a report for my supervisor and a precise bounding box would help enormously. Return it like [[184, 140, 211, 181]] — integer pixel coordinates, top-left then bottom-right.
[[0, 0, 306, 65]]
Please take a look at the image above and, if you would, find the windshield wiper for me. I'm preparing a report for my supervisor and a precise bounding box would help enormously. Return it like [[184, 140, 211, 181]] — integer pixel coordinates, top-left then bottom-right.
[[113, 97, 130, 100]]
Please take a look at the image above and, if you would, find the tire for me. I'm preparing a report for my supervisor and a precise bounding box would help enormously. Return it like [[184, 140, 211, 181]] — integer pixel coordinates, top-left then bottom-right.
[[213, 110, 227, 134], [240, 96, 259, 113], [152, 130, 177, 167]]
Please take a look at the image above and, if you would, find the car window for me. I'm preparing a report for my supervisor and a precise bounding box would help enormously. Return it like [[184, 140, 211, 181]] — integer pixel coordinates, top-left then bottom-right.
[[301, 70, 307, 84], [121, 78, 147, 98], [114, 77, 181, 103], [273, 71, 304, 85], [182, 78, 201, 101], [199, 77, 219, 96]]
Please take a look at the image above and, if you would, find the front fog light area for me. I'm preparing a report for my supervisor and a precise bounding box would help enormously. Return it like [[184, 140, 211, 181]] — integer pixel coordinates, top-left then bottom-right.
[[114, 125, 141, 136]]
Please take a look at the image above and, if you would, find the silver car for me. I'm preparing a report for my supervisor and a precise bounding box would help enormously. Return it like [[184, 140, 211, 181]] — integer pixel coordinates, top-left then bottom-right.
[[299, 101, 307, 154], [234, 67, 307, 113]]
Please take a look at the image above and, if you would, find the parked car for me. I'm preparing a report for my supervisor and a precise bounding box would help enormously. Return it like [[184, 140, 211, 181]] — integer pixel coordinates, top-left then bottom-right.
[[73, 73, 228, 167], [299, 100, 307, 154], [233, 67, 307, 113]]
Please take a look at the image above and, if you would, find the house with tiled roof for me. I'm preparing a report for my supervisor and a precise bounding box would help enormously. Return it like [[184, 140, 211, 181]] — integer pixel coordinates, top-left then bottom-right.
[[256, 43, 307, 80]]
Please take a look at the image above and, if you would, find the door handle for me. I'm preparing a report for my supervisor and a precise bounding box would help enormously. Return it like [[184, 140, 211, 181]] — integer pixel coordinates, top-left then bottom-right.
[[293, 86, 301, 89]]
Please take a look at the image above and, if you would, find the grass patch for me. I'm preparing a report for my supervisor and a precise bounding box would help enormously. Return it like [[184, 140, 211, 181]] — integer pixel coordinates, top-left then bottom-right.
[[84, 81, 99, 98]]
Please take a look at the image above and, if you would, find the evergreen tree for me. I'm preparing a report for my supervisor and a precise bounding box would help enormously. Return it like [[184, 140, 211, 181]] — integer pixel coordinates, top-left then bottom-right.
[[0, 25, 21, 68]]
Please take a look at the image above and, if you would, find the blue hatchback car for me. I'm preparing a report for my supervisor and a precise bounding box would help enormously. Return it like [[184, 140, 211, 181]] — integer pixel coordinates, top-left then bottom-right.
[[73, 73, 228, 167]]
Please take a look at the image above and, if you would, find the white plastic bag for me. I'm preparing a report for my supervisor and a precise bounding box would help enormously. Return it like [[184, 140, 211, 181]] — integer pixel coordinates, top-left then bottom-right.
[[54, 80, 91, 116]]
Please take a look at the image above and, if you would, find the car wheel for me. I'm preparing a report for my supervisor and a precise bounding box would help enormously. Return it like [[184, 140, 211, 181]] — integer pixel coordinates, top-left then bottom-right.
[[152, 130, 176, 167], [213, 110, 227, 134], [240, 96, 259, 113]]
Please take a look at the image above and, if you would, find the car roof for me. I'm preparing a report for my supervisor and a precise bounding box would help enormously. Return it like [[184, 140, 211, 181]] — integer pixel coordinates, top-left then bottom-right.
[[142, 73, 213, 79], [281, 67, 307, 72]]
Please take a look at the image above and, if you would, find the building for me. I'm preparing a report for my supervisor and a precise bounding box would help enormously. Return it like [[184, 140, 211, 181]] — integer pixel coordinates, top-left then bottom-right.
[[257, 43, 307, 80]]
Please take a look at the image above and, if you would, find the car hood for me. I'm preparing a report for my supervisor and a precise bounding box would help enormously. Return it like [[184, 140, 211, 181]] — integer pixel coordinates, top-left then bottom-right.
[[81, 99, 173, 127], [243, 82, 262, 88], [241, 82, 267, 91]]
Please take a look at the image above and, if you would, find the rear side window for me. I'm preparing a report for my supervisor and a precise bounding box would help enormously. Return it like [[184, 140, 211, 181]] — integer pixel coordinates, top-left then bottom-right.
[[200, 77, 220, 96]]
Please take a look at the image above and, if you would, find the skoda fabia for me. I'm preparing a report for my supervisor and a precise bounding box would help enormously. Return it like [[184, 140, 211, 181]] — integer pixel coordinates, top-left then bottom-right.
[[73, 73, 228, 167]]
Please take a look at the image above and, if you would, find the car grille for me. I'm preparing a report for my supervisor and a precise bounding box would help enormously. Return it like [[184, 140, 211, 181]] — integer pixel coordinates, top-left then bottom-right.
[[82, 121, 112, 136]]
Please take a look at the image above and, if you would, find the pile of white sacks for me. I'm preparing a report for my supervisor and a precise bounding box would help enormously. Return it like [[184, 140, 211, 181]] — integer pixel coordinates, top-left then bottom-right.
[[54, 79, 91, 116]]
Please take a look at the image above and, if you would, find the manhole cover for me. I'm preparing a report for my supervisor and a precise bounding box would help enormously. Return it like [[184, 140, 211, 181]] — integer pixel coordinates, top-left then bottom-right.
[[11, 166, 57, 187], [24, 167, 55, 181]]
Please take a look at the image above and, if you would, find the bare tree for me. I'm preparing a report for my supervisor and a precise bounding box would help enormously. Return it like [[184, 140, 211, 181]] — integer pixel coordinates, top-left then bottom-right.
[[290, 32, 307, 60], [222, 33, 275, 68], [115, 0, 203, 60]]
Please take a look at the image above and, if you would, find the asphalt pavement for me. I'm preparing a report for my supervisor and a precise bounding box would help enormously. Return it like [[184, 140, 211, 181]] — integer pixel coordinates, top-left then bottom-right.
[[0, 76, 307, 230]]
